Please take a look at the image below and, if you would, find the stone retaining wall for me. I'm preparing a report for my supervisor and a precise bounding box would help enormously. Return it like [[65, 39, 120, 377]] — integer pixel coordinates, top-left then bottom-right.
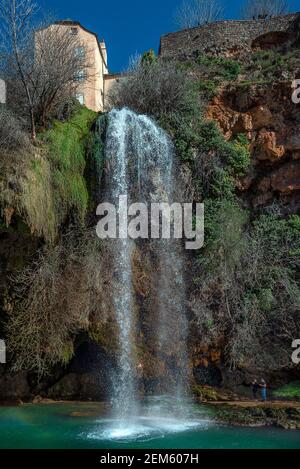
[[159, 13, 300, 57]]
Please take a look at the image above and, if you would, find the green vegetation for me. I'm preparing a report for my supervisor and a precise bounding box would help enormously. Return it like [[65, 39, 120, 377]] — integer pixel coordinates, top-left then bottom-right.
[[41, 106, 97, 226], [196, 53, 241, 81], [194, 79, 218, 100], [169, 117, 250, 198], [182, 48, 300, 96], [3, 44, 300, 380], [249, 50, 300, 77], [141, 49, 157, 66], [0, 104, 97, 243], [193, 385, 219, 401], [273, 382, 300, 400], [197, 204, 300, 368], [176, 53, 242, 102], [86, 113, 107, 206], [233, 50, 300, 89], [150, 50, 300, 369]]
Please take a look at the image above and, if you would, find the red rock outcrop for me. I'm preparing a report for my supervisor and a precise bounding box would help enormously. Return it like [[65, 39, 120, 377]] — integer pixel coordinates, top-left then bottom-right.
[[206, 82, 300, 210]]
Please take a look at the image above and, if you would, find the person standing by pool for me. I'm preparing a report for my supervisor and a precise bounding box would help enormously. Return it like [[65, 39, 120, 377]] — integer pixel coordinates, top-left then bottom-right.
[[260, 379, 267, 402], [251, 379, 259, 400]]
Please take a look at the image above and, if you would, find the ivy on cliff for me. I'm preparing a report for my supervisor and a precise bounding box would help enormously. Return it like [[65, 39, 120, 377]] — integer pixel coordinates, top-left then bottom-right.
[[0, 103, 97, 244], [27, 104, 97, 242]]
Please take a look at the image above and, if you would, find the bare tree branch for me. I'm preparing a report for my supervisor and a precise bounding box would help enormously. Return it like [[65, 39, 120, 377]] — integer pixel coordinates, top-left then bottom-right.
[[0, 0, 39, 139], [175, 0, 224, 29], [241, 0, 290, 20], [0, 1, 92, 138]]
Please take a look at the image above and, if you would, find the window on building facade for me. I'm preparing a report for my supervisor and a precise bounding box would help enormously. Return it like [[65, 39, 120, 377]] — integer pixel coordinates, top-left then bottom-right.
[[75, 46, 85, 59], [75, 69, 86, 83], [75, 93, 84, 105]]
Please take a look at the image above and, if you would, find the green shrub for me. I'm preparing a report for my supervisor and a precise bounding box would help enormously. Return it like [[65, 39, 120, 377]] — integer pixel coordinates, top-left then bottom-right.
[[195, 79, 219, 100], [257, 288, 276, 312], [141, 49, 157, 66], [195, 205, 300, 369], [242, 50, 300, 85], [210, 168, 236, 199], [195, 124, 250, 177], [224, 134, 251, 177], [200, 198, 248, 271], [196, 53, 241, 81], [85, 114, 107, 206], [273, 382, 300, 399]]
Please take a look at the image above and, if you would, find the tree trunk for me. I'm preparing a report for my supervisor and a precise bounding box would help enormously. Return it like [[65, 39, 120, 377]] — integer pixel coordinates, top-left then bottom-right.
[[30, 107, 36, 141]]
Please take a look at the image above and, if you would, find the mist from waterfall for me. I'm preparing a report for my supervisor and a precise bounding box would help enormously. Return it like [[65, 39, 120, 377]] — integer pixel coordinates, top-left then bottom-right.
[[100, 108, 190, 427]]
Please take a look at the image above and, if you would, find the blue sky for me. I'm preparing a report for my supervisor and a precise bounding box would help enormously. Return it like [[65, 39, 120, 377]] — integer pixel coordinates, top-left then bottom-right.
[[40, 0, 300, 73]]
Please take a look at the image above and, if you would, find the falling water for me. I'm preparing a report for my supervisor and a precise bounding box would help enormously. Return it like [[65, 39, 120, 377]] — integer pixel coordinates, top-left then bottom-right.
[[100, 108, 190, 429], [103, 109, 137, 423]]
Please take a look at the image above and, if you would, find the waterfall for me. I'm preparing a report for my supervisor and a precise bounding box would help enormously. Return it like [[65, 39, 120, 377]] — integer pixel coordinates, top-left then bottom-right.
[[104, 109, 137, 422], [100, 108, 189, 426]]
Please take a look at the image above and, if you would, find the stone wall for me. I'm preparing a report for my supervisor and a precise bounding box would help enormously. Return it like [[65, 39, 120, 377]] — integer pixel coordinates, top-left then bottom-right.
[[159, 13, 300, 57]]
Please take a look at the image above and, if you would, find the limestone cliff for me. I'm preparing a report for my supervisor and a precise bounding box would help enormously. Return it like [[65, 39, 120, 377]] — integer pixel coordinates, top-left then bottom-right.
[[1, 22, 300, 402]]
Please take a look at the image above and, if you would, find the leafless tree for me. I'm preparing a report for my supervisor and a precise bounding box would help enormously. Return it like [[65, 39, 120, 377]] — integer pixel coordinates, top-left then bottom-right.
[[0, 0, 90, 140], [0, 0, 39, 139], [175, 0, 198, 29], [33, 23, 91, 129], [241, 0, 289, 19], [175, 0, 224, 29]]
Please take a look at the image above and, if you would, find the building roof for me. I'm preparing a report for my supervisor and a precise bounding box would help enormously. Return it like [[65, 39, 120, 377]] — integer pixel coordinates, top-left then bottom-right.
[[40, 20, 108, 69]]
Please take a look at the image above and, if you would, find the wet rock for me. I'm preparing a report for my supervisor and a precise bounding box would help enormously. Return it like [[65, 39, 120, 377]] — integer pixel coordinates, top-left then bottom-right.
[[47, 372, 108, 401], [213, 403, 300, 429], [194, 363, 223, 387], [252, 192, 273, 207], [47, 340, 114, 401], [286, 134, 300, 152], [193, 385, 237, 402], [0, 372, 31, 401], [270, 161, 300, 193]]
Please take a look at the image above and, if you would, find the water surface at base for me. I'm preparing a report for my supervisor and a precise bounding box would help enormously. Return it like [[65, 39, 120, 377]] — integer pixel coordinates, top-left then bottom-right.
[[0, 401, 299, 449]]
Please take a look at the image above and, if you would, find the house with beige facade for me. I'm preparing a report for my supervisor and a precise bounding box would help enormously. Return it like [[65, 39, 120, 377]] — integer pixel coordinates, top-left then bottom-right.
[[37, 20, 114, 112]]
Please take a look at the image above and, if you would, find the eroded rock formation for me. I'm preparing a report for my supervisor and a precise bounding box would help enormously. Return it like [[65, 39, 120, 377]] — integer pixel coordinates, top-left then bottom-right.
[[207, 82, 300, 210]]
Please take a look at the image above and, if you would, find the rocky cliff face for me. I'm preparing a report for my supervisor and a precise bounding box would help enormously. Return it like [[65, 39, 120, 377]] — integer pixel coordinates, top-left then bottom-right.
[[1, 34, 300, 402], [207, 82, 300, 211]]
